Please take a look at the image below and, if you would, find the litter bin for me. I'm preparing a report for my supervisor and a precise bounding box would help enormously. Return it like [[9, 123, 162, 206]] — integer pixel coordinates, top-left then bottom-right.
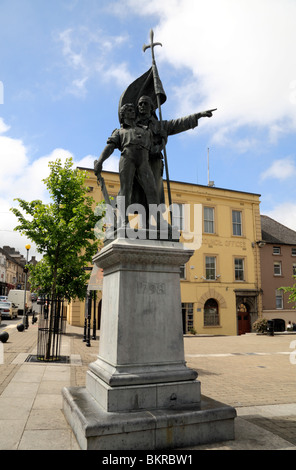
[[267, 320, 274, 336]]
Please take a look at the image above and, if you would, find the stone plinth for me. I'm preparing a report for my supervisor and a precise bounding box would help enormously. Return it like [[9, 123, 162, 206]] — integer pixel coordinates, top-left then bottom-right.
[[87, 238, 198, 406], [63, 237, 236, 449], [63, 388, 236, 450]]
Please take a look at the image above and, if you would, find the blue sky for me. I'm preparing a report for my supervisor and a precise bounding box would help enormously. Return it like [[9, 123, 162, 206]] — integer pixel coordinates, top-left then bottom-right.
[[1, 0, 296, 259]]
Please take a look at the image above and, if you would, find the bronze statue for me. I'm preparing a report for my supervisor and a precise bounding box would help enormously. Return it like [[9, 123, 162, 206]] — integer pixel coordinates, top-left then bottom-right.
[[94, 30, 216, 235], [134, 95, 214, 209], [94, 103, 160, 227]]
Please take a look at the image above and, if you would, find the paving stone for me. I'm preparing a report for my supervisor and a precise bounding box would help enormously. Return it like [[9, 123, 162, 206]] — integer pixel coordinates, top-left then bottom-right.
[[1, 322, 296, 450]]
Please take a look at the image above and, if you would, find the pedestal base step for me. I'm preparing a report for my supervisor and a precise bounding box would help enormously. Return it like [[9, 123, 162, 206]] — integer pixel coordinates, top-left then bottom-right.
[[62, 386, 236, 450], [86, 371, 201, 412]]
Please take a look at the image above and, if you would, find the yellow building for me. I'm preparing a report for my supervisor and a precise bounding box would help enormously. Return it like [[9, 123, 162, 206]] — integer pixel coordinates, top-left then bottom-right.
[[68, 168, 263, 336]]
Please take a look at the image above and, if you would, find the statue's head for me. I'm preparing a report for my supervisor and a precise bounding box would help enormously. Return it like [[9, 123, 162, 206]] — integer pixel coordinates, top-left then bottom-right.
[[137, 95, 153, 115], [119, 103, 135, 123]]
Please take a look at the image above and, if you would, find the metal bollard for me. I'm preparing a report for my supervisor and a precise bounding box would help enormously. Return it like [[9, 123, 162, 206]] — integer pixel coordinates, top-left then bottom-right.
[[267, 320, 274, 336]]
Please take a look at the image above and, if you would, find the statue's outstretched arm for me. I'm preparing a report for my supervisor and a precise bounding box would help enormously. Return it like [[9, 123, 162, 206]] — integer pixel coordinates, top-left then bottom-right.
[[196, 108, 217, 119], [165, 108, 217, 136]]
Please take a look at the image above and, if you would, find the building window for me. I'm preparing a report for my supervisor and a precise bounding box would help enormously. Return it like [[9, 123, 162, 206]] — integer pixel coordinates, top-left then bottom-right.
[[234, 258, 245, 281], [205, 256, 216, 280], [232, 210, 242, 236], [292, 248, 296, 256], [293, 264, 296, 276], [273, 246, 281, 255], [182, 303, 194, 333], [276, 289, 283, 309], [180, 264, 186, 280], [172, 203, 184, 231], [204, 298, 219, 326], [204, 207, 215, 234], [274, 262, 282, 276]]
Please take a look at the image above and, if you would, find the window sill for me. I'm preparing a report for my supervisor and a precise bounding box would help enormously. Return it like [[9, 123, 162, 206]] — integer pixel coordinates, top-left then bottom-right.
[[203, 325, 222, 328]]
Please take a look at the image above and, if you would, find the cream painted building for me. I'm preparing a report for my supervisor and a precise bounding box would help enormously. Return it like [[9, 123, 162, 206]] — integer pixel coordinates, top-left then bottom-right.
[[68, 169, 263, 336]]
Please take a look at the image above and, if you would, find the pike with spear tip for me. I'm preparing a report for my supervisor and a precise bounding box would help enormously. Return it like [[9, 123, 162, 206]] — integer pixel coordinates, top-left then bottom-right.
[[143, 29, 173, 224], [143, 29, 217, 226]]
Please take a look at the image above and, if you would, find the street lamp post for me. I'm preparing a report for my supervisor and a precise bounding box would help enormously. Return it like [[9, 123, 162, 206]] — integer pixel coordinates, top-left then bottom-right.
[[23, 244, 31, 329]]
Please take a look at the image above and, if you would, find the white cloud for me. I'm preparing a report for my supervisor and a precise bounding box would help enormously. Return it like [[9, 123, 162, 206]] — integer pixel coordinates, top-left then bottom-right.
[[0, 136, 29, 192], [101, 63, 134, 88], [76, 155, 96, 169], [127, 0, 296, 140], [0, 117, 10, 134], [56, 27, 133, 96], [0, 119, 111, 259], [99, 155, 120, 173], [261, 157, 296, 181], [264, 203, 296, 232], [59, 28, 85, 69], [0, 197, 36, 258]]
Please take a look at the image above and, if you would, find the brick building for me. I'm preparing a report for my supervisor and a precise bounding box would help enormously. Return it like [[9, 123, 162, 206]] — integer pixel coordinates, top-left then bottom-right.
[[260, 215, 296, 330]]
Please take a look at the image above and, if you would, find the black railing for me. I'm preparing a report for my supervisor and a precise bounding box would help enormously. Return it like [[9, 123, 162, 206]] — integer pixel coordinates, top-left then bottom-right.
[[36, 297, 66, 361], [83, 290, 98, 347]]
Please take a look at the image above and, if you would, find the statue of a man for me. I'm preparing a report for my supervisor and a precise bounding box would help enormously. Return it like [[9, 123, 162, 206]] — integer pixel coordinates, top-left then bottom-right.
[[95, 97, 215, 228], [94, 103, 160, 227], [132, 94, 214, 210]]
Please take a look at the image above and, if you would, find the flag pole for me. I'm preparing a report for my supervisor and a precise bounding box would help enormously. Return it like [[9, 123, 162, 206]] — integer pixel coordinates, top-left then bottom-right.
[[143, 29, 173, 225]]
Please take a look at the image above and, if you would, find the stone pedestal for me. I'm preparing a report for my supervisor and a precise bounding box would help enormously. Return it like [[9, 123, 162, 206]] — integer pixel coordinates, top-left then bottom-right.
[[63, 237, 236, 449]]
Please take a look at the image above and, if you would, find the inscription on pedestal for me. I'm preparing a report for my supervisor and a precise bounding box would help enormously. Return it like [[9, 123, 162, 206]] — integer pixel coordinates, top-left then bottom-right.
[[137, 281, 166, 295]]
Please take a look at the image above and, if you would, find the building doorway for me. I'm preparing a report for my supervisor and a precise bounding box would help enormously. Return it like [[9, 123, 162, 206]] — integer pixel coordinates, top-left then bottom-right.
[[237, 303, 251, 335], [181, 303, 194, 334], [273, 318, 285, 332]]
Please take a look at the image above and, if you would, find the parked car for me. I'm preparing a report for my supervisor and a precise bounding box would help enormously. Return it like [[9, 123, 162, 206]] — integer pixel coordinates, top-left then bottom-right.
[[37, 296, 45, 304], [0, 295, 8, 302], [31, 293, 37, 302], [0, 301, 18, 319]]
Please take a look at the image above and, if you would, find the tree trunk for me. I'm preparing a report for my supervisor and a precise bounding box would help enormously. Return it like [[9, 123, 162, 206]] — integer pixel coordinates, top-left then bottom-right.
[[45, 244, 60, 360]]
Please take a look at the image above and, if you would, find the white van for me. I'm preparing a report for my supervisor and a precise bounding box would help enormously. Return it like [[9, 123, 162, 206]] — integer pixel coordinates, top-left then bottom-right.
[[7, 290, 32, 314]]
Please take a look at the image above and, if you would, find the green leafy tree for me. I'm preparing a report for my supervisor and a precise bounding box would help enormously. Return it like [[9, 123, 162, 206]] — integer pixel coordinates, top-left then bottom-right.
[[11, 157, 104, 358], [280, 276, 296, 309]]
